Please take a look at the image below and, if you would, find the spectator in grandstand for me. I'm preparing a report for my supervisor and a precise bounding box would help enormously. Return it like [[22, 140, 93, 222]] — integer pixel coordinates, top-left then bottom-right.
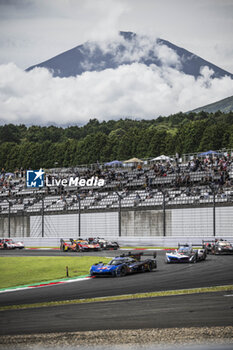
[[134, 193, 141, 206], [20, 168, 24, 178], [167, 165, 175, 174], [148, 177, 153, 187], [14, 169, 19, 178], [203, 190, 210, 199], [185, 174, 191, 186], [219, 190, 227, 199], [146, 188, 153, 199], [94, 192, 101, 202], [123, 187, 129, 196], [219, 172, 225, 186]]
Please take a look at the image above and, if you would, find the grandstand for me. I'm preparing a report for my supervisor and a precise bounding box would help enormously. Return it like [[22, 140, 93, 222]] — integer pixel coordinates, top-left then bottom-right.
[[0, 150, 233, 245]]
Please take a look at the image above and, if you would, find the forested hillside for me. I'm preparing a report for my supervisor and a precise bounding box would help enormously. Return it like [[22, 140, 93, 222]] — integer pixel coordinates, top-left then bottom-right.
[[1, 111, 233, 171]]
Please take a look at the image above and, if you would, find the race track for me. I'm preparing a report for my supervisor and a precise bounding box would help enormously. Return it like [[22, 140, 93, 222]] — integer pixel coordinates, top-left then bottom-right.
[[0, 249, 233, 336], [1, 292, 233, 335]]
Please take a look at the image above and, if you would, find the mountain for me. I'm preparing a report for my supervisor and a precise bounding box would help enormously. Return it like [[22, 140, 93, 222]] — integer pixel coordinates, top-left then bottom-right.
[[190, 95, 233, 114], [26, 31, 233, 79]]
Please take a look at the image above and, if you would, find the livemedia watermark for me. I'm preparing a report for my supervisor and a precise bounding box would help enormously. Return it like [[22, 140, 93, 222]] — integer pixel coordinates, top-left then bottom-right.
[[26, 169, 105, 188]]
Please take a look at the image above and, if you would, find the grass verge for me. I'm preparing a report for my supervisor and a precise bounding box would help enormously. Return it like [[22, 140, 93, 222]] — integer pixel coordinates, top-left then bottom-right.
[[1, 285, 232, 312], [0, 256, 111, 289]]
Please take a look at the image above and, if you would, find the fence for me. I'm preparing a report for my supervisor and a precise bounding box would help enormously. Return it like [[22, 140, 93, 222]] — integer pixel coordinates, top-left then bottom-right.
[[1, 196, 233, 243]]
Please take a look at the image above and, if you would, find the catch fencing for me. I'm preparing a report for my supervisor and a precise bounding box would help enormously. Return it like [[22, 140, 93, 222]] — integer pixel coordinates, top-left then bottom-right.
[[0, 196, 233, 245]]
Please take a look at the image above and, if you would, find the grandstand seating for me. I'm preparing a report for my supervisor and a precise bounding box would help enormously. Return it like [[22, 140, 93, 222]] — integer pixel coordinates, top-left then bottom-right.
[[0, 152, 233, 214]]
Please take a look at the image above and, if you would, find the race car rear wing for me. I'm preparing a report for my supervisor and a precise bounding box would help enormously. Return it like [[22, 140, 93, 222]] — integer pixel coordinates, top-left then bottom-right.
[[178, 243, 192, 248], [60, 238, 77, 244], [60, 238, 72, 243], [120, 251, 157, 261], [202, 240, 215, 244]]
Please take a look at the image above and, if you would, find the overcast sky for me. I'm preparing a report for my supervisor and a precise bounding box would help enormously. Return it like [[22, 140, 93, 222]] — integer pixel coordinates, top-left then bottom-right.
[[0, 0, 233, 125], [1, 0, 233, 72]]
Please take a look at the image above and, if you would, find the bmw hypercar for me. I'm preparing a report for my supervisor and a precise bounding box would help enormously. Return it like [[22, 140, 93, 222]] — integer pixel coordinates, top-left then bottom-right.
[[166, 244, 207, 263], [90, 252, 157, 277]]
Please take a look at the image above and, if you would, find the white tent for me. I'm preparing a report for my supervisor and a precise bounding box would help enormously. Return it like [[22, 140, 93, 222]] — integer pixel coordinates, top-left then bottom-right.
[[151, 155, 173, 162]]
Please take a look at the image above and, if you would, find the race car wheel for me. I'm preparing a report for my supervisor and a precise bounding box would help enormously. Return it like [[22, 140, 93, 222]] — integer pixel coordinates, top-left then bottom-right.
[[140, 265, 146, 273], [192, 255, 197, 263], [119, 266, 127, 277], [147, 262, 153, 272]]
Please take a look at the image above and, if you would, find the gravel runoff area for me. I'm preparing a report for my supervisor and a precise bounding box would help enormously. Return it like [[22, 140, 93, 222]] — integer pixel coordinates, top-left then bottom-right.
[[0, 327, 232, 349]]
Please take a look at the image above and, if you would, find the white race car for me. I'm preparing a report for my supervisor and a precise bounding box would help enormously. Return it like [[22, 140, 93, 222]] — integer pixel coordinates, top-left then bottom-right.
[[0, 239, 24, 249], [166, 244, 207, 263]]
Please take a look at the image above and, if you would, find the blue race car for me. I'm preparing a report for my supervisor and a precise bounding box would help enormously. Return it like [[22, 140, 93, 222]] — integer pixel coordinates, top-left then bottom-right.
[[90, 252, 157, 277]]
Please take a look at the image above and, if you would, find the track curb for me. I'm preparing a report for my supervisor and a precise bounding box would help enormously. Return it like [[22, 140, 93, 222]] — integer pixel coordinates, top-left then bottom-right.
[[0, 275, 91, 294]]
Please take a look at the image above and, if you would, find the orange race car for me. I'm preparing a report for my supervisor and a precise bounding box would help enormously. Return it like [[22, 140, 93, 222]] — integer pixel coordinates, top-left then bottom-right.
[[60, 238, 101, 252]]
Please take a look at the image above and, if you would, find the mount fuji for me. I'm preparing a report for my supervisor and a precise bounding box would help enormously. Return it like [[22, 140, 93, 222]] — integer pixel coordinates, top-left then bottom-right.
[[26, 31, 233, 80]]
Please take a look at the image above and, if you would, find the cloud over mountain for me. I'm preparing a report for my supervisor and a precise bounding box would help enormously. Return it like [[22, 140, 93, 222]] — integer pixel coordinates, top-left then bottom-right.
[[1, 59, 233, 125], [0, 33, 233, 125]]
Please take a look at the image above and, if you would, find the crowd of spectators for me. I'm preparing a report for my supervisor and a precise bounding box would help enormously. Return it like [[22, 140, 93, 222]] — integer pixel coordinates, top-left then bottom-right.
[[0, 153, 232, 211]]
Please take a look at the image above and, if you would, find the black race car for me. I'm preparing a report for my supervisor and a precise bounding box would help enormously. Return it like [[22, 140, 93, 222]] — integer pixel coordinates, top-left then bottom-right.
[[88, 237, 119, 250], [211, 239, 233, 255]]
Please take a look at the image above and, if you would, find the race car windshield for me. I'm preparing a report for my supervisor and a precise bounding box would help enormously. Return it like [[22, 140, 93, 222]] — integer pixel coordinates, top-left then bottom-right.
[[178, 247, 190, 253], [109, 259, 126, 265]]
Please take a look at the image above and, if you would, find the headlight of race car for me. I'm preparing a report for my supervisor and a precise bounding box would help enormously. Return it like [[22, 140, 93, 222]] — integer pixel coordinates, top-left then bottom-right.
[[218, 247, 222, 250]]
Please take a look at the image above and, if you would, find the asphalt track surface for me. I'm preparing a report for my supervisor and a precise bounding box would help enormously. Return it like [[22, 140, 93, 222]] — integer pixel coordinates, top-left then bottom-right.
[[1, 292, 233, 336], [0, 249, 233, 335]]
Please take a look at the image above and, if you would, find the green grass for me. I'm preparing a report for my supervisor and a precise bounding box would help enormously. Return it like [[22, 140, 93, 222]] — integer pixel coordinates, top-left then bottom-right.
[[0, 256, 111, 289]]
